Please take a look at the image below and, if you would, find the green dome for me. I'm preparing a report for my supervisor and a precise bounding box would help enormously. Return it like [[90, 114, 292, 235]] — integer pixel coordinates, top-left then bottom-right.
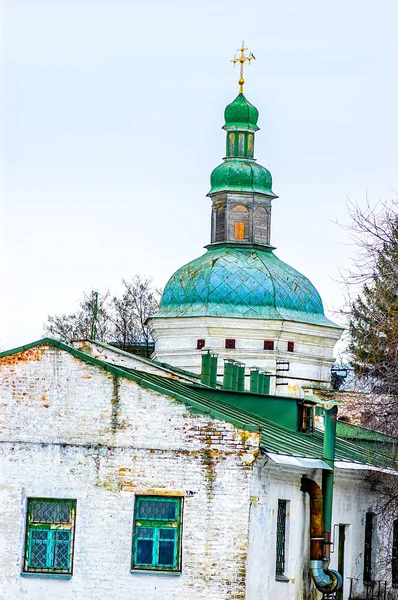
[[154, 245, 340, 328], [224, 94, 259, 130], [209, 160, 277, 196]]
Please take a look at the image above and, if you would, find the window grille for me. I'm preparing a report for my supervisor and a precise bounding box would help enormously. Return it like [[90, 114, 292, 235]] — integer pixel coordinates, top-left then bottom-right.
[[364, 512, 374, 582], [264, 340, 274, 350], [276, 499, 287, 577], [393, 520, 398, 585], [132, 496, 182, 572], [23, 498, 76, 575]]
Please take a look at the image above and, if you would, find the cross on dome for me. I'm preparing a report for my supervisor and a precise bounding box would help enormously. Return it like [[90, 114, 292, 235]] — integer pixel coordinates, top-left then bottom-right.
[[231, 42, 255, 94]]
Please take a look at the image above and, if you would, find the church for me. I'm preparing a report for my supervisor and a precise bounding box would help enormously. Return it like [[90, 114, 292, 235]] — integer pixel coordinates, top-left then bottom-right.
[[0, 46, 397, 600]]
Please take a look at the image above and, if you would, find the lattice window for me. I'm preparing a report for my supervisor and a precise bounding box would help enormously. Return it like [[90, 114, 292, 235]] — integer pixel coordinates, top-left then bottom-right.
[[276, 499, 287, 577], [364, 512, 374, 582], [132, 496, 182, 572], [23, 499, 76, 575], [392, 520, 398, 585]]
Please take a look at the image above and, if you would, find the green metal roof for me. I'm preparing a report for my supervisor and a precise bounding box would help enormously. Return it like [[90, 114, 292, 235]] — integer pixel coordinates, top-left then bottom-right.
[[336, 421, 395, 443], [208, 159, 276, 196], [0, 338, 395, 470], [224, 94, 259, 130], [154, 244, 341, 328]]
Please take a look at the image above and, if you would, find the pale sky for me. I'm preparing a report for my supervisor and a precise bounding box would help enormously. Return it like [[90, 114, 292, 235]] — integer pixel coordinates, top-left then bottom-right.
[[1, 0, 398, 350]]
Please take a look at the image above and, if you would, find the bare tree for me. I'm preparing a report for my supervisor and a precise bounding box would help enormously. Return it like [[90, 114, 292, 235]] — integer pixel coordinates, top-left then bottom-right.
[[45, 290, 113, 344], [44, 277, 160, 357], [110, 276, 160, 356]]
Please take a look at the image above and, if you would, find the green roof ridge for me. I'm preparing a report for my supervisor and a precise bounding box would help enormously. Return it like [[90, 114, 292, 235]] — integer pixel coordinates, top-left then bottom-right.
[[1, 338, 396, 469]]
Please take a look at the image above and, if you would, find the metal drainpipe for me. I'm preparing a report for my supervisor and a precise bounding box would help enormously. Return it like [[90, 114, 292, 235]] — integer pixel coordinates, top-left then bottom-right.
[[301, 405, 342, 596], [301, 477, 342, 594], [323, 405, 338, 568]]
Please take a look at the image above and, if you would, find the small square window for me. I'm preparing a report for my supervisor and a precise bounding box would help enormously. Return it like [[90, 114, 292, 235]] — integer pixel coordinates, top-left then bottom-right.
[[299, 404, 314, 433], [287, 341, 294, 353], [23, 499, 76, 575], [196, 339, 205, 350], [264, 340, 274, 350], [132, 496, 183, 572], [225, 339, 236, 349]]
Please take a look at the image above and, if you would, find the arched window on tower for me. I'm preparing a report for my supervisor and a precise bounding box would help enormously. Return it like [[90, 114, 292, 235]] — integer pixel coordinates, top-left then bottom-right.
[[238, 133, 245, 157], [254, 206, 269, 244], [215, 205, 226, 242], [247, 134, 254, 158], [230, 205, 249, 241], [228, 133, 235, 156]]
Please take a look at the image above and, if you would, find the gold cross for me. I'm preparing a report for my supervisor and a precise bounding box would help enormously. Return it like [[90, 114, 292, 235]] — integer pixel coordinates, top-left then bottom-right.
[[231, 42, 255, 94]]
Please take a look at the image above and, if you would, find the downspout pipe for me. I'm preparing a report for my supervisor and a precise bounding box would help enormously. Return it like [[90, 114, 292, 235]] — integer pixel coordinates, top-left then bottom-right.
[[323, 405, 338, 567], [301, 477, 342, 594]]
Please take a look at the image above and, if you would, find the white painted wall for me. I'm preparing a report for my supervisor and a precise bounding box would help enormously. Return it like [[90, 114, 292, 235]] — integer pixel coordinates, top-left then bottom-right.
[[150, 316, 342, 397], [0, 345, 258, 600], [246, 459, 390, 600]]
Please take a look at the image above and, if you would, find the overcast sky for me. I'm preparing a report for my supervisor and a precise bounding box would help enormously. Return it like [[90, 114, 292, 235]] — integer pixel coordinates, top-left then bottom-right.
[[1, 0, 398, 350]]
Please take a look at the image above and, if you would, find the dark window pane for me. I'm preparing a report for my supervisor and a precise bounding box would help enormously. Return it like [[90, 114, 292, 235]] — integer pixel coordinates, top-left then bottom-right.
[[264, 340, 274, 350], [32, 530, 48, 541], [32, 502, 70, 523], [364, 513, 374, 581], [287, 341, 294, 353], [53, 541, 69, 569], [276, 500, 287, 576], [159, 529, 175, 540], [31, 540, 48, 568], [225, 339, 236, 349], [136, 527, 154, 539], [137, 499, 176, 520], [158, 541, 175, 566], [197, 339, 205, 350], [392, 520, 398, 584], [136, 540, 154, 565]]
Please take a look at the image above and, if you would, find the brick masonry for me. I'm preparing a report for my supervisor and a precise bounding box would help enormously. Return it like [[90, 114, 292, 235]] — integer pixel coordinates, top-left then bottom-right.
[[0, 344, 259, 600]]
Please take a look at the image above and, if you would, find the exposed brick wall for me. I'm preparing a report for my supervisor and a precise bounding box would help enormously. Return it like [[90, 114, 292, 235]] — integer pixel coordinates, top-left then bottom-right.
[[0, 345, 259, 600]]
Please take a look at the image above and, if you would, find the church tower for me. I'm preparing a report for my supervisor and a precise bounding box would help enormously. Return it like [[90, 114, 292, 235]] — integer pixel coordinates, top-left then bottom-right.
[[209, 91, 277, 248], [149, 45, 342, 396]]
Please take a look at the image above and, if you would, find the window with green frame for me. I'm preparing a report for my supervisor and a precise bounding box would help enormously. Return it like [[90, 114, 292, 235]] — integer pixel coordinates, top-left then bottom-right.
[[23, 499, 76, 575], [132, 496, 183, 572]]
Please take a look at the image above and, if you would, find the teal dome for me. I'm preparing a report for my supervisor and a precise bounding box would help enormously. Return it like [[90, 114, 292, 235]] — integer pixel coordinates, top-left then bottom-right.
[[209, 160, 277, 197], [224, 94, 259, 130], [153, 245, 340, 328]]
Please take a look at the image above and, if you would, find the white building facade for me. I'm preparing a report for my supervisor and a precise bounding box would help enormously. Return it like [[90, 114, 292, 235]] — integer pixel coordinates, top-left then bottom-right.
[[0, 340, 395, 600]]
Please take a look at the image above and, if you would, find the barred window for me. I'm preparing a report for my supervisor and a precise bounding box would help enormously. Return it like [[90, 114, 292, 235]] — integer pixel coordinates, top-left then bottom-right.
[[392, 519, 398, 585], [23, 499, 76, 575], [276, 499, 287, 578], [132, 496, 183, 572], [364, 512, 374, 582]]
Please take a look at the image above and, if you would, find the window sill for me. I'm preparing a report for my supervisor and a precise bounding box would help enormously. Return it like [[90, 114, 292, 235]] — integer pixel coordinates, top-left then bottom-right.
[[275, 575, 290, 583], [131, 569, 181, 576], [21, 572, 72, 580]]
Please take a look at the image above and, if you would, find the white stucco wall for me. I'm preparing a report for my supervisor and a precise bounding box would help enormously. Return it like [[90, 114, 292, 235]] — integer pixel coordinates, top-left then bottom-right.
[[150, 316, 342, 397], [0, 344, 259, 600], [246, 459, 390, 600]]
